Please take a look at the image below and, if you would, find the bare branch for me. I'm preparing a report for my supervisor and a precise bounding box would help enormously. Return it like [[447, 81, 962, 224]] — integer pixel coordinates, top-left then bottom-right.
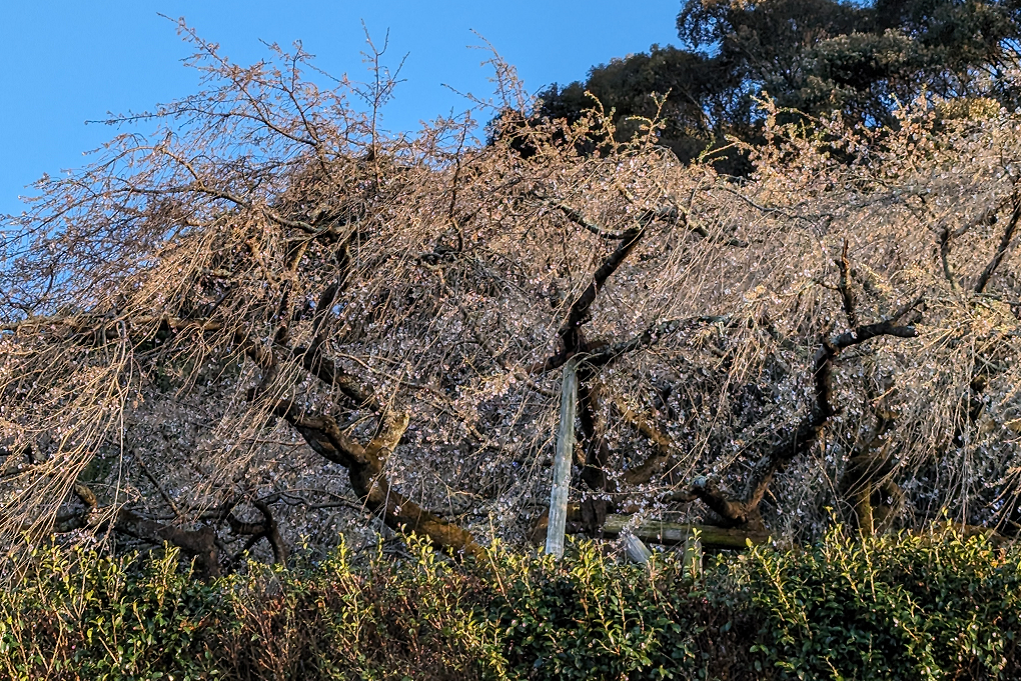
[[117, 508, 221, 577], [837, 240, 860, 328], [939, 224, 959, 292], [551, 201, 634, 240], [560, 227, 646, 352], [615, 396, 678, 486], [975, 192, 1021, 294], [585, 317, 730, 368]]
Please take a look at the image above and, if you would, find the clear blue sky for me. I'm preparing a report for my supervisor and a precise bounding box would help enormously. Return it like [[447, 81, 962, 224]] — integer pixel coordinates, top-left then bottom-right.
[[0, 1, 682, 218]]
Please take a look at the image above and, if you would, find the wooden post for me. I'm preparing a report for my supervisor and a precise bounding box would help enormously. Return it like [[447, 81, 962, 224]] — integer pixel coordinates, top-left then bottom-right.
[[546, 356, 581, 559]]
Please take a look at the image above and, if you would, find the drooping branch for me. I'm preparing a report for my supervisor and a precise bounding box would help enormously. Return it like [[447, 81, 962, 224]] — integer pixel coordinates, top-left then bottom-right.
[[224, 500, 289, 564], [550, 200, 635, 240], [684, 222, 749, 248], [939, 225, 959, 292], [132, 450, 183, 519], [68, 481, 274, 576], [227, 254, 476, 555], [293, 236, 383, 409], [935, 194, 1014, 292], [116, 508, 221, 576], [655, 204, 749, 247], [615, 396, 679, 486], [307, 225, 360, 354], [292, 346, 380, 410], [839, 403, 902, 537], [543, 317, 730, 531], [830, 317, 920, 349], [527, 198, 739, 375], [129, 180, 347, 242], [446, 289, 554, 398], [664, 280, 922, 530], [0, 315, 223, 340], [953, 195, 1012, 240], [309, 281, 341, 353], [45, 479, 227, 575], [532, 315, 731, 376], [745, 313, 919, 512], [240, 323, 377, 413], [585, 317, 731, 369], [537, 316, 736, 536], [526, 213, 655, 375]]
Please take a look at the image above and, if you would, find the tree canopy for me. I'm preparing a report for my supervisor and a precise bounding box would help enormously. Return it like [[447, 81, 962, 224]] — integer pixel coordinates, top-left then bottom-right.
[[525, 0, 1021, 168], [2, 23, 1021, 574]]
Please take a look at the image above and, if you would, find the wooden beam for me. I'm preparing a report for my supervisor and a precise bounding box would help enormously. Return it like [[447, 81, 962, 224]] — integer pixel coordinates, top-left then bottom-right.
[[601, 514, 769, 550]]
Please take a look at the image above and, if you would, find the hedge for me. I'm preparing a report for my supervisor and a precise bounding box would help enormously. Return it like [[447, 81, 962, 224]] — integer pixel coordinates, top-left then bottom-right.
[[2, 526, 1019, 680]]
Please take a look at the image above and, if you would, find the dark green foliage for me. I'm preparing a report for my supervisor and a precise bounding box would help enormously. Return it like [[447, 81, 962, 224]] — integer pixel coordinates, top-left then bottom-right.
[[525, 46, 748, 167], [0, 545, 218, 680], [486, 544, 753, 680], [519, 0, 1021, 168], [3, 529, 1021, 679], [739, 528, 1021, 679]]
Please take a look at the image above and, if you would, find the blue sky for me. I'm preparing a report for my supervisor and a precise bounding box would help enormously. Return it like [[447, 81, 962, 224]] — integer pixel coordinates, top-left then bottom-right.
[[0, 1, 682, 218]]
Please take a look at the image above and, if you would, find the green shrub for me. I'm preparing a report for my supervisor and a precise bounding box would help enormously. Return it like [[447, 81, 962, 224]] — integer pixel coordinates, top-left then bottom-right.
[[486, 541, 752, 680], [217, 535, 502, 680], [1, 527, 1019, 680], [0, 544, 218, 680], [736, 526, 1021, 680]]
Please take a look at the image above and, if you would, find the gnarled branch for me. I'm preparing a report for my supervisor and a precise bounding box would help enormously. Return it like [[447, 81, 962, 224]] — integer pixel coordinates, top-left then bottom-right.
[[683, 306, 920, 529], [271, 400, 479, 555]]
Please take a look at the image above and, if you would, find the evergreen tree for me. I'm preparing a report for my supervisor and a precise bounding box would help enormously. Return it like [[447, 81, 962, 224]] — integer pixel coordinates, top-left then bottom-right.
[[516, 0, 1021, 167]]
